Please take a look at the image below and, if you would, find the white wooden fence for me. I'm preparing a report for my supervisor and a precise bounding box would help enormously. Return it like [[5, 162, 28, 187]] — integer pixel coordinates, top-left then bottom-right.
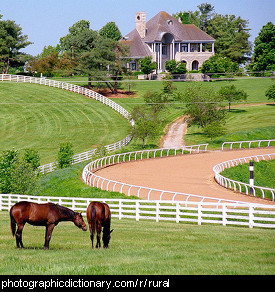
[[81, 144, 254, 205], [1, 194, 274, 229], [222, 139, 275, 150], [213, 153, 275, 201]]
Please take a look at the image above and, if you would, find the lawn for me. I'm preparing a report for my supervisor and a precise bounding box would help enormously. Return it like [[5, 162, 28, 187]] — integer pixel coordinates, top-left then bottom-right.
[[0, 211, 274, 275], [0, 82, 130, 164], [221, 160, 275, 189]]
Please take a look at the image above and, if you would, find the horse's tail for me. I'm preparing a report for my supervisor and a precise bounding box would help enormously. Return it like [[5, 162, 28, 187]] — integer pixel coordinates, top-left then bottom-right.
[[10, 207, 16, 237], [90, 205, 97, 234]]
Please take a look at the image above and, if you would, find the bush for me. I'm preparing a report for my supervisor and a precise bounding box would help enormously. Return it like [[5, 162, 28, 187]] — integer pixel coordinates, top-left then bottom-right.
[[0, 149, 39, 195], [57, 142, 74, 169]]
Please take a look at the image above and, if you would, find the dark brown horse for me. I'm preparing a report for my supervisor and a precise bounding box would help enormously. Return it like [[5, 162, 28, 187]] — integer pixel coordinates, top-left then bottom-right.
[[10, 201, 87, 249], [87, 202, 113, 249]]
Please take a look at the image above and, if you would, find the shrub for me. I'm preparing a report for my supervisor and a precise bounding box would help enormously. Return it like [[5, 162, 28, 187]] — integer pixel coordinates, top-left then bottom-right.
[[57, 142, 74, 169]]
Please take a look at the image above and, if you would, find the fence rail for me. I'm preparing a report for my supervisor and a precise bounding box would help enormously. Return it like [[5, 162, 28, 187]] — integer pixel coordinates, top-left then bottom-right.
[[0, 74, 133, 174], [222, 139, 275, 150], [1, 194, 274, 229], [213, 153, 275, 201]]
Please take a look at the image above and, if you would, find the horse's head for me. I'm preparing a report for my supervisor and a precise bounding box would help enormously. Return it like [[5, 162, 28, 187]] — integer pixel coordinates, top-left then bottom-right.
[[74, 212, 87, 231], [103, 229, 113, 248]]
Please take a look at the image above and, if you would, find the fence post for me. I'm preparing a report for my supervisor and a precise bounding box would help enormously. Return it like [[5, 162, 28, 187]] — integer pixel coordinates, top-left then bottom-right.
[[198, 203, 202, 225], [249, 161, 254, 195], [176, 202, 180, 223], [249, 205, 254, 228], [156, 202, 160, 222], [222, 205, 227, 226], [136, 201, 140, 221], [119, 200, 123, 220]]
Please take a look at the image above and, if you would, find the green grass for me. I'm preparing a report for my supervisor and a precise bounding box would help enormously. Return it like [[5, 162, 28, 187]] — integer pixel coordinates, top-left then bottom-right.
[[0, 212, 274, 275], [35, 162, 136, 199], [222, 160, 275, 189], [0, 82, 130, 164], [184, 104, 275, 147]]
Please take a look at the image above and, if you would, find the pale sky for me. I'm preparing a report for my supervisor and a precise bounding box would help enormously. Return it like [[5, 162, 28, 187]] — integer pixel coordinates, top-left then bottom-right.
[[1, 0, 274, 56]]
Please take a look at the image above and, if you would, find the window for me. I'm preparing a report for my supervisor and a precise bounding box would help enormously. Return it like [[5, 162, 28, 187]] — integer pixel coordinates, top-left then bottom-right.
[[162, 44, 167, 55], [168, 20, 173, 25], [180, 43, 188, 52]]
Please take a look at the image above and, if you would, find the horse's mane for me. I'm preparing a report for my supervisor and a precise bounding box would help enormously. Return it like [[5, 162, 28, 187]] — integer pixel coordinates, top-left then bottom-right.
[[53, 203, 76, 218]]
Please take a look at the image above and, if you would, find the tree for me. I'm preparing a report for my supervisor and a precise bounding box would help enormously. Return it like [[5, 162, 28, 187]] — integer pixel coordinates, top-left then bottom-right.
[[201, 55, 239, 76], [207, 14, 251, 64], [265, 83, 275, 101], [22, 148, 40, 170], [218, 85, 248, 111], [143, 90, 168, 114], [57, 142, 74, 169], [249, 22, 275, 72], [79, 36, 129, 93], [138, 56, 157, 79], [197, 3, 215, 31], [0, 149, 39, 195], [165, 60, 187, 75], [181, 83, 226, 128], [99, 22, 122, 41], [131, 106, 161, 148], [203, 120, 226, 141], [0, 14, 32, 73]]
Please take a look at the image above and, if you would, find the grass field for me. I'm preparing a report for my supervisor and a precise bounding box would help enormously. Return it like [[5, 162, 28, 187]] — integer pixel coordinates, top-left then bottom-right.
[[0, 211, 274, 275], [222, 160, 275, 189], [0, 82, 130, 164]]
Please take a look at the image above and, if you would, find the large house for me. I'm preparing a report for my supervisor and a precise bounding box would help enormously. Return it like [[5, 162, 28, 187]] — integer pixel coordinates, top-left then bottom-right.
[[121, 11, 215, 73]]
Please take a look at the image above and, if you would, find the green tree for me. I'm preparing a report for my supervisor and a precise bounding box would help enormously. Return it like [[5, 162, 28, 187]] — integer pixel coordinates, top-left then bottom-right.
[[0, 149, 39, 195], [201, 55, 239, 76], [181, 83, 226, 128], [131, 106, 161, 148], [203, 120, 226, 141], [57, 142, 74, 169], [207, 14, 251, 64], [138, 56, 157, 79], [218, 85, 248, 111], [59, 20, 98, 57], [99, 22, 122, 41], [265, 83, 275, 101], [22, 148, 40, 170], [250, 22, 275, 72], [0, 14, 32, 73], [165, 60, 187, 75]]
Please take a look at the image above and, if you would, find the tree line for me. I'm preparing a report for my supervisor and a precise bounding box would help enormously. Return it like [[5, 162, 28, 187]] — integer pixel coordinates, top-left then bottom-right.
[[0, 3, 274, 77]]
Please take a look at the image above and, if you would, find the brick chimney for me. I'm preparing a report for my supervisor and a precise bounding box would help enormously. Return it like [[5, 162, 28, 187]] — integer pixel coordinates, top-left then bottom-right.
[[135, 12, 146, 39]]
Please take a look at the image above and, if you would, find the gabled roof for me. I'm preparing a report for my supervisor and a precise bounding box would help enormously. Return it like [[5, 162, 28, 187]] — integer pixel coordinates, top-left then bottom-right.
[[121, 11, 215, 59]]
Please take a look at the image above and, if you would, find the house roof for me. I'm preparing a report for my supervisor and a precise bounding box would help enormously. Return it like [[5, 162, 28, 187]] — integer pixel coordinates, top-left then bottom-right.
[[121, 11, 215, 59]]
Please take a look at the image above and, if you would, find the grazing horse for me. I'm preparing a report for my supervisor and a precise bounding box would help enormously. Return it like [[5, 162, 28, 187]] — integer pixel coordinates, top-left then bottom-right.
[[87, 202, 113, 249], [10, 201, 87, 249]]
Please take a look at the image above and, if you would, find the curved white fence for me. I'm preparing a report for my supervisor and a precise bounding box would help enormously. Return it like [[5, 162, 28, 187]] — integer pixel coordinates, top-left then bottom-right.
[[213, 153, 275, 201], [222, 139, 275, 150], [1, 194, 275, 228], [81, 144, 255, 205], [0, 74, 134, 173]]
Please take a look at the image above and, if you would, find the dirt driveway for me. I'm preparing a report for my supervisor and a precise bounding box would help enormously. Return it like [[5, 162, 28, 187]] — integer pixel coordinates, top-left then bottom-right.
[[95, 148, 275, 205]]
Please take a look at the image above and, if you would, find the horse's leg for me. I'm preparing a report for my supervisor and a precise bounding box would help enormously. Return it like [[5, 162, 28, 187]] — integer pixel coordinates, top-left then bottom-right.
[[16, 223, 25, 249], [89, 224, 94, 249], [44, 224, 55, 250], [96, 224, 102, 249]]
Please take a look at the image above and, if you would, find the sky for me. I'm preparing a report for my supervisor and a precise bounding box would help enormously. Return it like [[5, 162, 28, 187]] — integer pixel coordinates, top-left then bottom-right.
[[0, 0, 274, 56]]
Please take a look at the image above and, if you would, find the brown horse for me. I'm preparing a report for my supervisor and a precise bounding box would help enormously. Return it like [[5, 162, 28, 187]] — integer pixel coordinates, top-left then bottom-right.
[[87, 201, 113, 249], [10, 201, 87, 249]]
